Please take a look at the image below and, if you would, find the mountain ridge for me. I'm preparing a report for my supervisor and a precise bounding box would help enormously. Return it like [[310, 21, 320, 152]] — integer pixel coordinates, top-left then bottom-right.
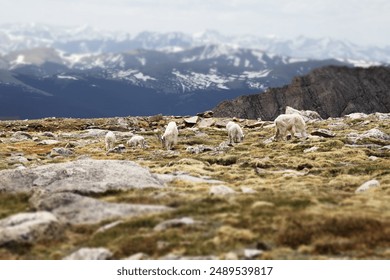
[[213, 65, 390, 120], [1, 23, 389, 64]]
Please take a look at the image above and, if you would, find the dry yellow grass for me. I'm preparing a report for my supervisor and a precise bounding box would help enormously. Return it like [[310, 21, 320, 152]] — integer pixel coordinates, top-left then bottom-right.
[[0, 115, 389, 259]]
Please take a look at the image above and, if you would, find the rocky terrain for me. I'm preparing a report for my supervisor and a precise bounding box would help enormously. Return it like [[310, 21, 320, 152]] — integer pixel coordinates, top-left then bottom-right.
[[213, 66, 390, 120], [0, 111, 389, 260]]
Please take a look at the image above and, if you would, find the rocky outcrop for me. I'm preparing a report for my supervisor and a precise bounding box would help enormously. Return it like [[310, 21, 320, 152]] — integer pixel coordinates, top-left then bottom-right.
[[0, 159, 165, 193], [213, 66, 390, 120]]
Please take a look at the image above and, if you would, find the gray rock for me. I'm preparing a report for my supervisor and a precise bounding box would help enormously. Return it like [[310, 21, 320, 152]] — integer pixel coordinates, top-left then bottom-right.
[[311, 129, 336, 138], [346, 112, 369, 120], [303, 146, 319, 153], [243, 249, 264, 259], [285, 106, 322, 121], [159, 253, 217, 260], [197, 110, 214, 118], [123, 252, 149, 260], [30, 191, 171, 224], [107, 144, 126, 154], [154, 217, 196, 231], [209, 185, 236, 195], [355, 179, 380, 193], [63, 247, 113, 260], [39, 139, 60, 145], [148, 114, 163, 122], [198, 118, 216, 128], [51, 147, 73, 157], [41, 132, 57, 138], [0, 211, 63, 246], [0, 159, 166, 193], [186, 145, 214, 154], [156, 172, 223, 185], [347, 128, 390, 145], [184, 116, 199, 126], [241, 187, 257, 194], [11, 131, 33, 140]]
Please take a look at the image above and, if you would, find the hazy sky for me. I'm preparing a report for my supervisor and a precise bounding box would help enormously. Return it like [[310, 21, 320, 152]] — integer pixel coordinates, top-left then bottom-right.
[[1, 0, 390, 46]]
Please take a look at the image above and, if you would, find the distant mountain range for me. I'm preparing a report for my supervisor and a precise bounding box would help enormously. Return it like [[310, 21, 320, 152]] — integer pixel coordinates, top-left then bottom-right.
[[1, 23, 389, 63], [0, 23, 388, 119]]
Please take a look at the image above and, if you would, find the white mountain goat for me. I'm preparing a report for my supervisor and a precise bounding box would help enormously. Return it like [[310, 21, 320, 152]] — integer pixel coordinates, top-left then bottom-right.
[[226, 121, 244, 144], [274, 113, 307, 141], [105, 131, 116, 151], [161, 121, 178, 150], [127, 135, 146, 149]]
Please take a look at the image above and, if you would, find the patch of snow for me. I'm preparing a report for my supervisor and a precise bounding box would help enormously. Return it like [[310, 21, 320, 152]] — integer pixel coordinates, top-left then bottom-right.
[[134, 72, 155, 81], [242, 70, 271, 79], [57, 75, 78, 80]]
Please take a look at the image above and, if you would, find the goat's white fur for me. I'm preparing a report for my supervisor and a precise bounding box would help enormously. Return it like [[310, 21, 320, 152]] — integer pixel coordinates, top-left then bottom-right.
[[226, 121, 244, 144], [274, 113, 307, 141], [105, 131, 116, 151], [127, 135, 146, 149], [161, 121, 178, 150]]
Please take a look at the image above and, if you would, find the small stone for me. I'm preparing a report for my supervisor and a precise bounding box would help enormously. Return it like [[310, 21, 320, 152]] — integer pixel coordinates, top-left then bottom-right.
[[154, 217, 196, 231], [251, 201, 275, 209], [355, 179, 380, 193], [311, 129, 336, 138], [304, 146, 319, 153], [123, 252, 149, 260], [209, 185, 236, 195], [51, 147, 73, 157], [241, 187, 257, 194], [244, 249, 263, 259], [63, 247, 113, 260]]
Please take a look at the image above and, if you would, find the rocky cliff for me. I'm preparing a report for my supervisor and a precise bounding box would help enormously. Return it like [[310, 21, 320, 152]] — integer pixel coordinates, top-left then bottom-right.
[[213, 66, 390, 120]]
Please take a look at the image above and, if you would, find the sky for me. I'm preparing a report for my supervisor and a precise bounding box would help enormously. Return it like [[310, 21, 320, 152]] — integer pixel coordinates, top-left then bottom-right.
[[1, 0, 390, 47]]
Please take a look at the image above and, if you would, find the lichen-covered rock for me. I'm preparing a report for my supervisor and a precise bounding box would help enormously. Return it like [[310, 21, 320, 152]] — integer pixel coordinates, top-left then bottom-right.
[[0, 211, 63, 246]]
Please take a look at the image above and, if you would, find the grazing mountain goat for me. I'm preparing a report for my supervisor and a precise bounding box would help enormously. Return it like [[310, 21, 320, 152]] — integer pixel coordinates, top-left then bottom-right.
[[127, 135, 146, 149], [105, 131, 116, 151], [161, 121, 178, 150], [274, 113, 307, 141], [226, 121, 244, 144]]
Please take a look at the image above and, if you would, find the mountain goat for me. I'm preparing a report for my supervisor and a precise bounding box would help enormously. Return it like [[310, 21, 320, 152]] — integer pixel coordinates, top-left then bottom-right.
[[127, 135, 146, 149], [274, 113, 307, 141], [161, 121, 178, 150], [226, 121, 244, 144], [105, 131, 116, 151]]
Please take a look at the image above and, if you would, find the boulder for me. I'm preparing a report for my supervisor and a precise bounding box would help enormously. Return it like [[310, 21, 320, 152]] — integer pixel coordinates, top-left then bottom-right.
[[184, 116, 199, 126], [285, 106, 322, 121], [11, 131, 33, 140], [197, 111, 214, 118], [0, 211, 63, 246], [30, 191, 171, 224], [198, 118, 216, 128], [63, 247, 113, 260], [0, 159, 166, 193]]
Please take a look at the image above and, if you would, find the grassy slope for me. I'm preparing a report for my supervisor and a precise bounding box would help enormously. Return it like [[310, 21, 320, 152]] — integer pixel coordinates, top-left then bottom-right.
[[0, 115, 389, 259]]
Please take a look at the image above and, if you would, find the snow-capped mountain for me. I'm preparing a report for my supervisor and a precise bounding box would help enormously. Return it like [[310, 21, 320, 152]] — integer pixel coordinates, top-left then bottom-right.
[[0, 42, 350, 118], [1, 23, 390, 63]]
